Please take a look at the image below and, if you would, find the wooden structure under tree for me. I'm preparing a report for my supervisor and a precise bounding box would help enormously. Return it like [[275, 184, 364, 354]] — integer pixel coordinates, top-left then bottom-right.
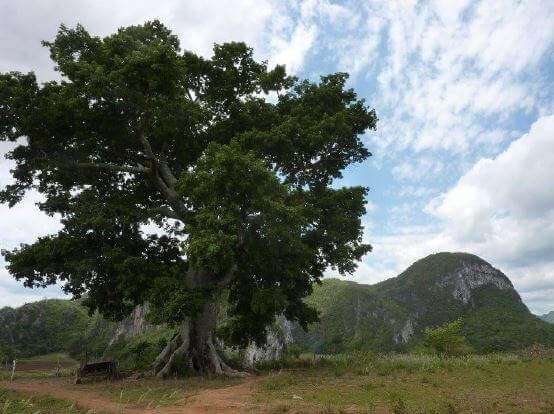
[[75, 353, 120, 384]]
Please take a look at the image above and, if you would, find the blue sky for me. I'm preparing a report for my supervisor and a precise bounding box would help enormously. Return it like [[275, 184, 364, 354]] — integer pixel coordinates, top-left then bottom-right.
[[1, 0, 553, 314]]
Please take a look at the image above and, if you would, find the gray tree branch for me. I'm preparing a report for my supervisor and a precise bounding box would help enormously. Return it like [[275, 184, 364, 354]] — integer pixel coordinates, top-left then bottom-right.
[[74, 162, 150, 174], [149, 206, 182, 220]]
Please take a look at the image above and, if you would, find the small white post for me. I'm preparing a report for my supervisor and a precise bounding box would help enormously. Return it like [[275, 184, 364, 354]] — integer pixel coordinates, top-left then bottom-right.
[[10, 359, 16, 381]]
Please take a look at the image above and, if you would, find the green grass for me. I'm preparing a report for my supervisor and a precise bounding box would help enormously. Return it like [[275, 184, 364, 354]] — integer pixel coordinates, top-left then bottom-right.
[[0, 388, 104, 414], [0, 369, 75, 380], [3, 351, 554, 413], [15, 352, 77, 364], [256, 353, 554, 413], [0, 353, 78, 380]]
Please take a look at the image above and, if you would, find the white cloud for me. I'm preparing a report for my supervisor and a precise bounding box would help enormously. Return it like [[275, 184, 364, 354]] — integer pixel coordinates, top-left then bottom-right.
[[398, 186, 435, 198], [392, 158, 444, 181], [0, 266, 67, 308], [0, 0, 324, 83], [425, 114, 554, 252], [362, 0, 554, 155], [352, 116, 554, 314]]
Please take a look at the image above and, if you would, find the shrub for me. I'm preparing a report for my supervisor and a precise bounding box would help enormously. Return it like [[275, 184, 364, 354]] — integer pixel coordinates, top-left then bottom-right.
[[423, 318, 472, 356], [106, 328, 174, 373], [0, 339, 14, 363]]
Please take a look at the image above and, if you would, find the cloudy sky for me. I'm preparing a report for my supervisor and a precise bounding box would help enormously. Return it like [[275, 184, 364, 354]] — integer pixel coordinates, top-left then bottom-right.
[[1, 0, 553, 314]]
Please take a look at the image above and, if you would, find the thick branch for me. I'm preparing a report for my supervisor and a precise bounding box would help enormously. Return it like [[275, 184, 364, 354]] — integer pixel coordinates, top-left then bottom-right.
[[137, 133, 192, 223], [159, 161, 177, 187], [139, 133, 157, 162], [73, 162, 150, 174], [216, 263, 238, 288], [139, 134, 177, 187], [39, 152, 151, 174], [149, 206, 182, 220]]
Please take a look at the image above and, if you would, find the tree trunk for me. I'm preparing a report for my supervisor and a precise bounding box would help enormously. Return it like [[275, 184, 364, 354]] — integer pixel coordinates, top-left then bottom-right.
[[152, 297, 245, 378]]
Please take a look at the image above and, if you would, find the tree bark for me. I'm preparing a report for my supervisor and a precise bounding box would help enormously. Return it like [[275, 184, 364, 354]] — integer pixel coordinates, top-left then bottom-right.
[[152, 300, 246, 378]]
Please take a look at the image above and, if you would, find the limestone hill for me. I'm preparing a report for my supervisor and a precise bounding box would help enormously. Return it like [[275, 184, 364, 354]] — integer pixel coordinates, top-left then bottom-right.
[[294, 252, 554, 353]]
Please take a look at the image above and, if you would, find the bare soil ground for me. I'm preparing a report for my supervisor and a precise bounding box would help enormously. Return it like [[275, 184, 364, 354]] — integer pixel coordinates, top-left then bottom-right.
[[0, 360, 76, 372], [0, 376, 273, 413], [0, 353, 78, 373]]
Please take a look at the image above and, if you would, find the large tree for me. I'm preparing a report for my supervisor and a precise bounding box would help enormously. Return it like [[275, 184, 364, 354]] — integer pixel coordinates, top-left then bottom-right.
[[0, 21, 376, 376]]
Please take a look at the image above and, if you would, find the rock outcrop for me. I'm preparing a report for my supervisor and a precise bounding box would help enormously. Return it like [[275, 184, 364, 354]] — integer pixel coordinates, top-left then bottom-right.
[[108, 303, 161, 346], [435, 262, 513, 304], [293, 252, 554, 352], [240, 315, 293, 368], [108, 303, 293, 368]]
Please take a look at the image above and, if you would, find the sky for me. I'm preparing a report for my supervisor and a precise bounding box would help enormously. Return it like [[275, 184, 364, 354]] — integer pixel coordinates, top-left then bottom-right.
[[1, 0, 553, 314]]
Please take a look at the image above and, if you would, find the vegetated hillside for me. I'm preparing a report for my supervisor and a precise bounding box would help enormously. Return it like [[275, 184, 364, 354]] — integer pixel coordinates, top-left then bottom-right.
[[0, 297, 170, 369], [3, 252, 552, 360], [0, 299, 91, 357], [540, 311, 554, 324], [294, 252, 554, 353]]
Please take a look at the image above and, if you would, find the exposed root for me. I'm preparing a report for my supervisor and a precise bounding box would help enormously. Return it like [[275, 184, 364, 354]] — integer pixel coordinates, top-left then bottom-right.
[[152, 319, 249, 378], [208, 338, 250, 377], [153, 320, 191, 378]]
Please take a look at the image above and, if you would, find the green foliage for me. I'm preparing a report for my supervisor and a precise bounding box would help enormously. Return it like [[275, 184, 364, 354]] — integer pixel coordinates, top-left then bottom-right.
[[0, 339, 14, 362], [423, 319, 472, 356], [462, 287, 554, 352], [539, 311, 554, 324], [0, 299, 90, 358], [0, 20, 375, 348], [0, 389, 93, 414], [67, 310, 117, 359], [294, 253, 554, 354], [106, 327, 174, 372]]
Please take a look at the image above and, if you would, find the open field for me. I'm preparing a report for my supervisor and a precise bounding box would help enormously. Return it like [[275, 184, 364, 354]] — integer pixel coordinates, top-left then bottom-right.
[[0, 387, 107, 414], [0, 353, 553, 413], [0, 353, 78, 380]]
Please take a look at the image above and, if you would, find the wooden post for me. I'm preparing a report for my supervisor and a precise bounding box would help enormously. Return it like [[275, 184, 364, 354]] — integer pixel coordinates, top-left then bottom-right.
[[10, 359, 16, 381]]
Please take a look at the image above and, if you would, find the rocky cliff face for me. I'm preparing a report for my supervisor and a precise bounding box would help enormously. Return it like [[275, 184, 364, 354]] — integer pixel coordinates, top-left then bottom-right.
[[108, 303, 293, 367], [240, 315, 293, 368], [108, 303, 161, 346], [539, 311, 554, 324], [101, 252, 552, 359], [294, 252, 553, 353], [392, 257, 515, 344], [435, 262, 513, 304]]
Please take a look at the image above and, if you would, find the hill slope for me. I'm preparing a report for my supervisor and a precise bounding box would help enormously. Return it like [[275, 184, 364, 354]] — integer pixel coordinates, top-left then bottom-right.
[[0, 299, 91, 357], [2, 252, 552, 359], [294, 252, 554, 353], [540, 311, 554, 324]]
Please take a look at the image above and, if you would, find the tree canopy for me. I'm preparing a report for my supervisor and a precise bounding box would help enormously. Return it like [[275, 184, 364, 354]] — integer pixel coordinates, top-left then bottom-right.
[[0, 21, 376, 375]]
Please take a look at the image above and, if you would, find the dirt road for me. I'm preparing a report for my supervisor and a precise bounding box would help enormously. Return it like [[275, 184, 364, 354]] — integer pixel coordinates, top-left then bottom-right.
[[0, 376, 272, 413]]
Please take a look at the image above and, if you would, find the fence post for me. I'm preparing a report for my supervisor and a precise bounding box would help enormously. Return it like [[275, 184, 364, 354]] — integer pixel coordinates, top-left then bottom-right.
[[10, 359, 16, 381]]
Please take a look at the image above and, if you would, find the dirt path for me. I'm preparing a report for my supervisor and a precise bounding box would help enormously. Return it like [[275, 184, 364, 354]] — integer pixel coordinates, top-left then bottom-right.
[[185, 376, 265, 413], [0, 376, 268, 413], [1, 378, 131, 413]]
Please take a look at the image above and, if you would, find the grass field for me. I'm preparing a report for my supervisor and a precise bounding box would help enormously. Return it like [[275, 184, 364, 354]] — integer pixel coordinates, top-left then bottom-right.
[[77, 376, 243, 408], [255, 353, 554, 413], [0, 388, 107, 414], [0, 352, 553, 413], [0, 353, 78, 380]]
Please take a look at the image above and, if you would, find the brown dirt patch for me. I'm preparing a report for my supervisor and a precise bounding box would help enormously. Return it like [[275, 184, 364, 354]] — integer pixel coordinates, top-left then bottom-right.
[[0, 376, 277, 413], [0, 360, 76, 372]]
